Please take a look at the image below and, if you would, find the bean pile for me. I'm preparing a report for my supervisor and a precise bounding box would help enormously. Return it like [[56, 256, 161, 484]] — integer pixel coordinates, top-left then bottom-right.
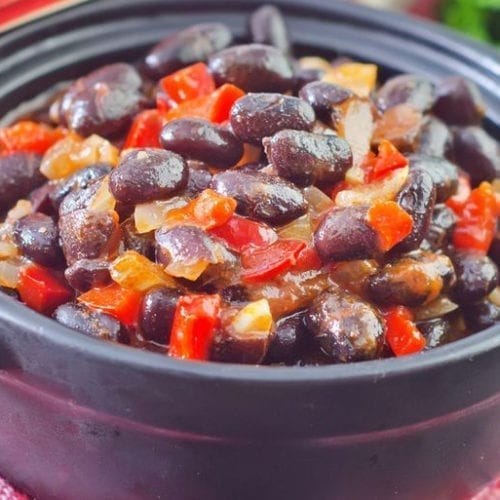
[[0, 5, 498, 365]]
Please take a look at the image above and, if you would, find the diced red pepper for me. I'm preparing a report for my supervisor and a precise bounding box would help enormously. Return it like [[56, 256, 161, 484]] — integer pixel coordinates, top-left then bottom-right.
[[78, 283, 143, 326], [293, 245, 323, 272], [366, 200, 413, 252], [124, 109, 164, 149], [209, 215, 278, 252], [164, 84, 245, 124], [446, 173, 472, 213], [364, 140, 408, 182], [383, 306, 426, 357], [164, 189, 237, 230], [241, 239, 307, 283], [449, 182, 496, 254], [157, 63, 216, 112], [169, 294, 221, 360], [0, 121, 66, 155], [18, 264, 73, 314]]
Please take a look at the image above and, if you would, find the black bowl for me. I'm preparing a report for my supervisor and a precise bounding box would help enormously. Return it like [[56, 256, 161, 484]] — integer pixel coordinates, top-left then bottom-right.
[[0, 1, 499, 499]]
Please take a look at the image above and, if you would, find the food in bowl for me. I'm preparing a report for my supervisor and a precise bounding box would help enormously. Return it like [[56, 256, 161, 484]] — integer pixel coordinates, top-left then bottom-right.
[[0, 5, 498, 366]]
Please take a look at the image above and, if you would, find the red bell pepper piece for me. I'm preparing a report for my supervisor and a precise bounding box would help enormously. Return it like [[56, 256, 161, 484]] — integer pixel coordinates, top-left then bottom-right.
[[449, 181, 497, 254], [157, 62, 216, 112], [0, 121, 66, 155], [241, 239, 307, 283], [383, 306, 426, 357], [169, 294, 221, 360], [78, 283, 143, 326], [209, 215, 278, 252], [18, 264, 73, 314], [124, 109, 164, 149], [446, 174, 472, 214], [366, 200, 413, 252], [293, 244, 323, 272], [364, 140, 408, 182]]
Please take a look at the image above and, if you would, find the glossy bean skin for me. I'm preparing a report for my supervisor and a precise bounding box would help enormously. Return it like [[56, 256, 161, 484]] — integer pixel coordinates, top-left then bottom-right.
[[248, 5, 290, 54], [145, 23, 232, 79], [292, 67, 325, 94], [109, 148, 188, 205], [463, 301, 500, 334], [160, 118, 243, 168], [59, 63, 145, 137], [367, 252, 455, 307], [376, 74, 435, 113], [407, 154, 459, 203], [305, 287, 384, 362], [0, 153, 44, 212], [314, 206, 379, 262], [425, 204, 456, 251], [416, 116, 452, 158], [54, 302, 125, 343], [432, 76, 485, 126], [29, 183, 57, 216], [264, 130, 352, 186], [13, 213, 64, 267], [417, 317, 454, 350], [451, 252, 498, 303], [393, 167, 436, 253], [64, 258, 111, 292], [230, 93, 315, 144], [121, 218, 156, 261], [208, 44, 293, 93], [298, 81, 353, 122], [211, 170, 307, 225], [139, 286, 179, 345], [58, 182, 99, 216], [451, 126, 500, 185], [185, 167, 213, 198]]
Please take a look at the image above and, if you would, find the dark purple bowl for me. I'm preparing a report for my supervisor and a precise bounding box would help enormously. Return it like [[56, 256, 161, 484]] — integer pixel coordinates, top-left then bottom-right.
[[0, 1, 499, 499]]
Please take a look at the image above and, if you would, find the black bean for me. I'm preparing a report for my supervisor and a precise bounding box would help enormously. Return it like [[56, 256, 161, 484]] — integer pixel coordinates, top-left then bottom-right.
[[298, 81, 353, 122], [367, 252, 455, 307], [292, 67, 325, 94], [490, 232, 500, 268], [264, 130, 352, 186], [109, 148, 188, 205], [393, 167, 436, 253], [417, 317, 454, 350], [139, 286, 179, 345], [208, 44, 293, 93], [160, 118, 243, 168], [463, 300, 500, 333], [416, 116, 452, 158], [221, 285, 249, 304], [432, 76, 485, 126], [185, 168, 213, 198], [314, 206, 379, 262], [13, 213, 64, 267], [29, 183, 57, 216], [145, 23, 232, 79], [305, 287, 384, 362], [58, 181, 99, 216], [407, 154, 459, 203], [230, 93, 315, 144], [425, 204, 457, 251], [249, 5, 290, 54], [0, 153, 44, 212], [64, 258, 111, 292], [121, 218, 156, 261], [451, 252, 498, 303], [451, 126, 500, 185], [59, 63, 145, 137], [54, 302, 125, 343], [211, 170, 307, 225], [376, 74, 435, 113]]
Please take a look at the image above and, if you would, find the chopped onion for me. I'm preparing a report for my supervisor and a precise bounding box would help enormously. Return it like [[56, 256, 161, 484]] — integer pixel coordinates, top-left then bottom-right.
[[413, 296, 459, 321]]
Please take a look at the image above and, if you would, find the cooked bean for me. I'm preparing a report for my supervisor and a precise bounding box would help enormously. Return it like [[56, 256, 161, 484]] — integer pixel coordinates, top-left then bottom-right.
[[367, 252, 455, 307], [451, 252, 498, 303], [249, 5, 290, 54], [29, 183, 57, 216], [305, 287, 384, 362], [64, 258, 111, 292], [416, 116, 452, 157], [185, 168, 213, 198], [121, 218, 156, 260], [393, 167, 436, 253], [221, 285, 249, 304], [211, 170, 307, 225], [490, 233, 500, 268], [407, 154, 458, 203], [0, 153, 44, 212], [13, 213, 64, 267], [264, 130, 352, 186], [451, 126, 500, 185], [292, 67, 325, 93], [417, 317, 454, 349], [160, 118, 243, 168], [145, 23, 232, 79], [463, 300, 500, 333], [376, 74, 435, 113], [139, 286, 179, 345], [432, 76, 485, 126], [109, 148, 188, 205], [298, 81, 353, 122], [58, 182, 99, 216], [54, 302, 124, 342], [59, 63, 145, 137], [208, 44, 293, 93], [230, 93, 315, 144], [314, 206, 378, 262], [425, 204, 456, 251]]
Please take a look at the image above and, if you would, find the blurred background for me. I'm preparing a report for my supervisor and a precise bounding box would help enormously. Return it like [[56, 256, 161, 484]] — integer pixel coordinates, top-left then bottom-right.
[[0, 0, 499, 46]]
